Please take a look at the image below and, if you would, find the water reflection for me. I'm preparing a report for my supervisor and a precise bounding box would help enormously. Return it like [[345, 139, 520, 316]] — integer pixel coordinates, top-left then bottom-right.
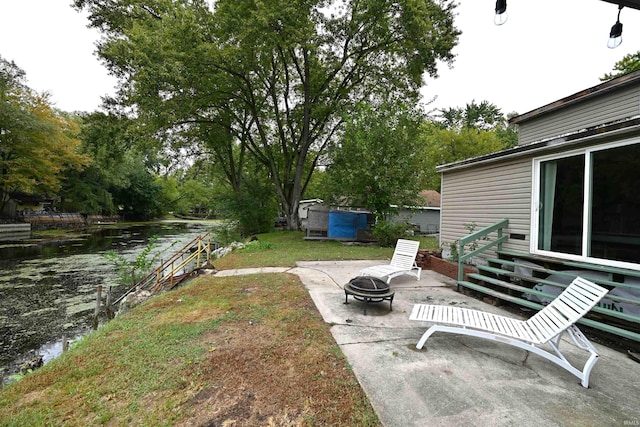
[[0, 220, 214, 383], [0, 231, 31, 243]]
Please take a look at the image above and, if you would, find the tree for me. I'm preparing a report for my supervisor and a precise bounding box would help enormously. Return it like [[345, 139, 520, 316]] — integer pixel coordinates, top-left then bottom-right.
[[62, 111, 184, 218], [437, 100, 507, 131], [420, 100, 517, 190], [111, 157, 166, 220], [421, 123, 508, 190], [171, 178, 215, 217], [325, 101, 427, 218], [303, 167, 331, 202], [496, 111, 519, 149], [73, 0, 460, 230], [60, 111, 133, 214], [601, 51, 640, 81], [0, 56, 90, 214], [215, 176, 280, 236]]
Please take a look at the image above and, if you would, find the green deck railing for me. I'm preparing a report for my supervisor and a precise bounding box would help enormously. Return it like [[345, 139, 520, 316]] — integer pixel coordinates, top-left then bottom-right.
[[457, 219, 509, 282]]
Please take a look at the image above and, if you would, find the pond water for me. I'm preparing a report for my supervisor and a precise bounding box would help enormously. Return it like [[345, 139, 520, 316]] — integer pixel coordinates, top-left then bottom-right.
[[0, 220, 215, 384]]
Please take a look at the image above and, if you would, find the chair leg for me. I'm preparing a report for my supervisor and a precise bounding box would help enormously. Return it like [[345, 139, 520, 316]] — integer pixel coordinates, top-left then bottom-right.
[[416, 325, 443, 349], [414, 325, 600, 387]]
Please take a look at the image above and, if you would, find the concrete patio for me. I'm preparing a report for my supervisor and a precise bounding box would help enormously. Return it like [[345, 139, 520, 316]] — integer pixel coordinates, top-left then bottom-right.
[[216, 261, 640, 426]]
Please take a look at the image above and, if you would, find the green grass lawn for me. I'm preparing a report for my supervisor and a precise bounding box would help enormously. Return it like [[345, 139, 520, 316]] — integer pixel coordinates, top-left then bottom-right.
[[213, 231, 439, 269], [0, 231, 438, 426]]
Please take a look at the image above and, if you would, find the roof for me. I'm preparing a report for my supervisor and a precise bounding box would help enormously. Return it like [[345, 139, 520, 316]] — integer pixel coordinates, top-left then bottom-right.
[[299, 198, 323, 205], [8, 192, 58, 203], [418, 190, 441, 207], [510, 70, 640, 125], [601, 0, 640, 10], [437, 116, 640, 173]]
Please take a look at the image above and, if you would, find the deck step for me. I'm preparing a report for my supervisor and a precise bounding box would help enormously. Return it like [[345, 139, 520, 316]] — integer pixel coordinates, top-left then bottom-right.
[[466, 272, 542, 296], [485, 257, 640, 293], [469, 271, 640, 324], [458, 278, 640, 341], [479, 264, 640, 306], [497, 249, 640, 279], [457, 280, 542, 311], [448, 220, 640, 345]]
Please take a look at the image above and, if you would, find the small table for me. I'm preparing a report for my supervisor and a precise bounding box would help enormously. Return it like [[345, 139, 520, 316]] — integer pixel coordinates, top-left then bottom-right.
[[343, 283, 395, 315]]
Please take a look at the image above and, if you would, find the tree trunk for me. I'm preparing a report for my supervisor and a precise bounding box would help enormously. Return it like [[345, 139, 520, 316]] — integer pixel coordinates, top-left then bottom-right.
[[285, 201, 300, 231], [278, 184, 301, 232]]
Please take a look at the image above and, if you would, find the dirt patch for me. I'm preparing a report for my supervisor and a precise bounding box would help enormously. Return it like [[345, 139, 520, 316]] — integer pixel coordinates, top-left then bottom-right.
[[177, 324, 344, 426], [174, 281, 379, 426]]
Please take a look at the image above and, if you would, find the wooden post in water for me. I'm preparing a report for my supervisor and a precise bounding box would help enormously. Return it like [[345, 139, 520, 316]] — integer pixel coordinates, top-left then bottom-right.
[[105, 286, 114, 319], [62, 334, 68, 352], [92, 285, 102, 330]]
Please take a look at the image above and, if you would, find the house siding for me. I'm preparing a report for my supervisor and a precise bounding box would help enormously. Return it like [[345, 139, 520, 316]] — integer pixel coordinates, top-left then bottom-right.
[[440, 158, 532, 258], [518, 86, 640, 146], [393, 208, 440, 234]]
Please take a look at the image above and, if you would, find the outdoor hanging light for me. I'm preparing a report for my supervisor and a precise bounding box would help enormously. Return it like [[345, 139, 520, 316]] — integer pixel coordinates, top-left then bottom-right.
[[607, 5, 623, 49], [494, 0, 507, 26]]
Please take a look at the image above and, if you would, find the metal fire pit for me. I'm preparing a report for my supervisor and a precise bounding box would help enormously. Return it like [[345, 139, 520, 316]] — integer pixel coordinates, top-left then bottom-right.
[[344, 276, 395, 315]]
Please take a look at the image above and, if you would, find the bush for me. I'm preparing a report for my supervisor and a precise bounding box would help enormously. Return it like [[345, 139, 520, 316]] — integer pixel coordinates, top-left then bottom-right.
[[236, 239, 274, 253], [102, 235, 177, 286], [211, 221, 243, 246], [371, 219, 410, 247], [214, 180, 279, 237]]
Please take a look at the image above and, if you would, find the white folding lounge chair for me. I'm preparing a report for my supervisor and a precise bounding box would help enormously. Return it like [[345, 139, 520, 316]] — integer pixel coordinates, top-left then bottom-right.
[[409, 277, 608, 387], [360, 239, 421, 284]]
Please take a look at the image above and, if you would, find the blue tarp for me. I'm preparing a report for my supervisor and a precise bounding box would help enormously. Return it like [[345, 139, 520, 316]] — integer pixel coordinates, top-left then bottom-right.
[[328, 211, 367, 238]]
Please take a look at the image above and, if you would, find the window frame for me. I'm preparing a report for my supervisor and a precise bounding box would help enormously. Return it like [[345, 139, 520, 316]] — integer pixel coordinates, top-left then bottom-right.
[[530, 137, 640, 270]]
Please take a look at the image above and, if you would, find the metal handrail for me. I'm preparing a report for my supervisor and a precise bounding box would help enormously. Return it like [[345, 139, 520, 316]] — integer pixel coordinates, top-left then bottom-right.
[[113, 233, 213, 305]]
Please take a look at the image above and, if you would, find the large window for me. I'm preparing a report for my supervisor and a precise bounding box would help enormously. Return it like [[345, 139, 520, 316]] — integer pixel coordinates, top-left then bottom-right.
[[532, 140, 640, 268]]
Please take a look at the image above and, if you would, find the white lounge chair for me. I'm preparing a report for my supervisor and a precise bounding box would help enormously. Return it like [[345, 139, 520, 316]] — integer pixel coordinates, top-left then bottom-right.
[[360, 239, 421, 284], [409, 277, 608, 388]]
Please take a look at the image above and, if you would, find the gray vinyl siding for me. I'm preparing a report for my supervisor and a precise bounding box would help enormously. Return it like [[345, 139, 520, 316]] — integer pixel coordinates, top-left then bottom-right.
[[518, 86, 640, 146], [440, 157, 532, 260], [393, 208, 440, 234]]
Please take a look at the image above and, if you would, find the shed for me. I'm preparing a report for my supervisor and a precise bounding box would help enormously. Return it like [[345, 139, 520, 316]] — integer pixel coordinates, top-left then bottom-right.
[[304, 206, 373, 241], [298, 198, 324, 231]]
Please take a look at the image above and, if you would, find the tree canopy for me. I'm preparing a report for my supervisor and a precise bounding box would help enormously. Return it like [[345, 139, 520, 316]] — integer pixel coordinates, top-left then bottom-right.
[[437, 100, 506, 131], [0, 56, 90, 214], [421, 100, 517, 190], [601, 51, 640, 81], [324, 101, 427, 218], [63, 111, 191, 219], [73, 0, 460, 230]]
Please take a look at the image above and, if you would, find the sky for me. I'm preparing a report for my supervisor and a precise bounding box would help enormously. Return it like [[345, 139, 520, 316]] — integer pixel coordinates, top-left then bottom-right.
[[424, 0, 640, 116], [0, 1, 117, 112], [1, 0, 640, 116]]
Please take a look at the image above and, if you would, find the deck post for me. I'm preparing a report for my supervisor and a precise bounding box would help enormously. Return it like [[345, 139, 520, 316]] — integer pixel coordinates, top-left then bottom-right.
[[457, 240, 464, 287], [92, 285, 102, 330], [197, 237, 202, 268]]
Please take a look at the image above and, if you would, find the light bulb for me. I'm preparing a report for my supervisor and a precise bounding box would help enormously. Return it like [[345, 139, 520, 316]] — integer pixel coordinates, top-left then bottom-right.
[[607, 8, 623, 49], [607, 34, 622, 49], [494, 0, 507, 26], [494, 11, 508, 26]]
